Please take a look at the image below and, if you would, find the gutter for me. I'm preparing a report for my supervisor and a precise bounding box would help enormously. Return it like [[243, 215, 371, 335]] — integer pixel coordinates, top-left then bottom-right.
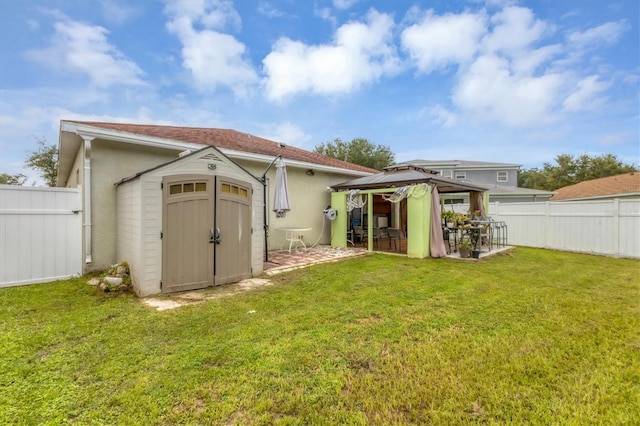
[[83, 138, 93, 264]]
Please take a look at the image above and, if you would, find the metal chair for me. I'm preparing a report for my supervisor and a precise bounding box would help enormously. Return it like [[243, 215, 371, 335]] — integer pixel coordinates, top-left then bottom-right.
[[353, 226, 367, 244], [372, 227, 388, 249], [387, 228, 405, 252]]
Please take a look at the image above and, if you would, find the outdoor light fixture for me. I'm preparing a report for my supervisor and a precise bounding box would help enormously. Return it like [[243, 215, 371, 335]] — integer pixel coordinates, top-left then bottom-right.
[[306, 169, 315, 176]]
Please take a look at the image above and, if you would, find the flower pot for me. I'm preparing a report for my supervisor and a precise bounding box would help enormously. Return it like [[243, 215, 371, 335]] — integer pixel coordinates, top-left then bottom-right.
[[459, 248, 471, 258], [472, 249, 481, 259]]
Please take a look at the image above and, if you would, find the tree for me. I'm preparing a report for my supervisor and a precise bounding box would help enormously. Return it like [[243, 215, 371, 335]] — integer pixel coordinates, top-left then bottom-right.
[[25, 137, 58, 187], [0, 173, 27, 185], [518, 153, 637, 191], [314, 137, 395, 170]]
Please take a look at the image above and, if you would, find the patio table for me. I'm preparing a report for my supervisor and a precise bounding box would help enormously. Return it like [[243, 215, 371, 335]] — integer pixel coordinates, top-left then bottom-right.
[[277, 227, 312, 253]]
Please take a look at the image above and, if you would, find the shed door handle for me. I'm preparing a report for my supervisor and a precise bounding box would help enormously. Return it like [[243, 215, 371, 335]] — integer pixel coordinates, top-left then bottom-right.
[[210, 228, 221, 244]]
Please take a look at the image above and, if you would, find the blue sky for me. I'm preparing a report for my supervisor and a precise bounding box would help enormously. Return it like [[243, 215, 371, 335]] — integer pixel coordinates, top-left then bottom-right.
[[1, 0, 638, 184]]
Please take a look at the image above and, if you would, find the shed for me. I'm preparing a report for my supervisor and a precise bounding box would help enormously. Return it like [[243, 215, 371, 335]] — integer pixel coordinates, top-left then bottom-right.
[[116, 146, 264, 296], [330, 165, 488, 258]]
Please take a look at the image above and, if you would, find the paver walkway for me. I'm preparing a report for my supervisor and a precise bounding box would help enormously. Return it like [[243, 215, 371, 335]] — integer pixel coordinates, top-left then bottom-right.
[[142, 246, 368, 311], [264, 245, 369, 274]]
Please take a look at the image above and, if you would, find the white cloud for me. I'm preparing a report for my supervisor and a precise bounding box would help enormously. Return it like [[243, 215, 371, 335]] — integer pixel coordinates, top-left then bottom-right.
[[100, 0, 140, 25], [562, 75, 610, 112], [333, 0, 360, 10], [452, 54, 564, 126], [262, 9, 400, 101], [259, 122, 311, 148], [26, 19, 39, 31], [482, 6, 550, 54], [164, 0, 241, 31], [164, 0, 257, 95], [401, 10, 487, 73], [510, 44, 563, 75], [427, 105, 457, 127], [403, 5, 626, 128], [314, 7, 337, 27], [567, 20, 628, 47], [24, 19, 145, 87], [257, 1, 284, 18]]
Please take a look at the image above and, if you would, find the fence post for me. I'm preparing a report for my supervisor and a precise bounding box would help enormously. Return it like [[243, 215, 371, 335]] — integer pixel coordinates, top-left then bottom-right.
[[612, 198, 620, 256], [544, 201, 551, 249]]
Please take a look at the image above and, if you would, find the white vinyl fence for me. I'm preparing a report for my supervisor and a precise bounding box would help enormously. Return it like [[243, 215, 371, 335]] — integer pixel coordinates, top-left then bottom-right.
[[0, 185, 82, 287], [454, 199, 640, 258]]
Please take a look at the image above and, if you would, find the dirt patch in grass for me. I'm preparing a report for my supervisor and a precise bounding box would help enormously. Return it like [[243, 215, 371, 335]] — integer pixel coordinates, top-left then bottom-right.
[[141, 278, 273, 310]]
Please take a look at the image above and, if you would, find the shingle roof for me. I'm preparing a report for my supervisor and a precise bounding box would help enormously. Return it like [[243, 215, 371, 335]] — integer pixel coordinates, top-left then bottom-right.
[[68, 121, 378, 174], [331, 165, 488, 193], [550, 172, 640, 201], [400, 159, 521, 169]]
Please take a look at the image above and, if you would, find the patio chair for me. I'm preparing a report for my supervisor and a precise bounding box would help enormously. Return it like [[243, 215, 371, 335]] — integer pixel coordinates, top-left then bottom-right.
[[353, 225, 367, 244], [372, 227, 388, 249], [387, 228, 405, 252], [487, 217, 507, 248], [479, 223, 493, 250]]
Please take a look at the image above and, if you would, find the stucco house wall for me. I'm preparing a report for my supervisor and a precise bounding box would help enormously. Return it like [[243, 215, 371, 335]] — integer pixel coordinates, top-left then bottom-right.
[[239, 159, 342, 250], [57, 122, 374, 274], [86, 139, 178, 272]]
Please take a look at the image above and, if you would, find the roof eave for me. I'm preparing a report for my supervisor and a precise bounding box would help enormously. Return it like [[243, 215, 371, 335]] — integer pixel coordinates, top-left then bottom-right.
[[59, 121, 373, 178]]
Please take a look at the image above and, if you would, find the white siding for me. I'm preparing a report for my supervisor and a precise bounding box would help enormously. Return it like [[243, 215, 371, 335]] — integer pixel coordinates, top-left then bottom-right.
[[0, 185, 82, 287], [142, 178, 163, 293], [116, 179, 143, 291]]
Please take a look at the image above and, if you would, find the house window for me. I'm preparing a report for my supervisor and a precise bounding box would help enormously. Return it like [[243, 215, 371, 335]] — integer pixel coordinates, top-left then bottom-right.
[[497, 171, 508, 182], [455, 172, 466, 180], [441, 170, 452, 178]]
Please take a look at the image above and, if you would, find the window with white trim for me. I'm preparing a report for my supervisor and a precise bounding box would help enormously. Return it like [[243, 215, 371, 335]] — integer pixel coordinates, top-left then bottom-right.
[[497, 171, 508, 182], [455, 172, 466, 179], [441, 170, 452, 178]]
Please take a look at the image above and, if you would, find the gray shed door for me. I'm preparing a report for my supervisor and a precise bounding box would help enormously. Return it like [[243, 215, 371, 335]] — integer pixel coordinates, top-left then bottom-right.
[[215, 176, 252, 285], [162, 175, 214, 293]]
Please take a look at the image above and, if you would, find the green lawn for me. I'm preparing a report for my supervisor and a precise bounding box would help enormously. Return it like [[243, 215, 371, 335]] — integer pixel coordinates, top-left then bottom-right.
[[1, 247, 639, 425]]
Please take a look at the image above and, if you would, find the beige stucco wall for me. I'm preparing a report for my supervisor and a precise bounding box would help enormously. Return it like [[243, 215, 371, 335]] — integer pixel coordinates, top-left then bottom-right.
[[89, 139, 178, 272], [66, 147, 84, 188], [60, 135, 364, 271], [238, 159, 352, 250]]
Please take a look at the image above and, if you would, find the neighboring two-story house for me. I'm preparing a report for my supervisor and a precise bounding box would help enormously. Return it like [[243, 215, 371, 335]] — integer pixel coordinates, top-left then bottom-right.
[[398, 159, 554, 204]]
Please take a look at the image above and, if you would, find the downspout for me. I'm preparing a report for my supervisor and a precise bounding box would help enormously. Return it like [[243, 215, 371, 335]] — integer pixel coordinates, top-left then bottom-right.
[[260, 155, 282, 263], [82, 136, 95, 264]]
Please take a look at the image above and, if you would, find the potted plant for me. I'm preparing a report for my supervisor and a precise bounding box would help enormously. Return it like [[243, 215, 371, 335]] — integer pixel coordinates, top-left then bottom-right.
[[442, 210, 456, 228], [458, 233, 472, 258], [456, 213, 468, 227]]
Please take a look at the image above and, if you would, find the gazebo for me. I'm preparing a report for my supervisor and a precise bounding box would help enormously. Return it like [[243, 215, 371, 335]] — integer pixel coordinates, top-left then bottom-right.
[[329, 165, 488, 258]]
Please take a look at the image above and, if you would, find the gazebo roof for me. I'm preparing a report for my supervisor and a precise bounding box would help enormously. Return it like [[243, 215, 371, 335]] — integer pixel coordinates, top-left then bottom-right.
[[331, 165, 487, 193]]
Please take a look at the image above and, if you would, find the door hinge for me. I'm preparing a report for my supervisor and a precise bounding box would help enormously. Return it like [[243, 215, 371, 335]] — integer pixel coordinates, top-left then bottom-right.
[[160, 232, 163, 239], [161, 182, 164, 189], [160, 281, 163, 289]]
